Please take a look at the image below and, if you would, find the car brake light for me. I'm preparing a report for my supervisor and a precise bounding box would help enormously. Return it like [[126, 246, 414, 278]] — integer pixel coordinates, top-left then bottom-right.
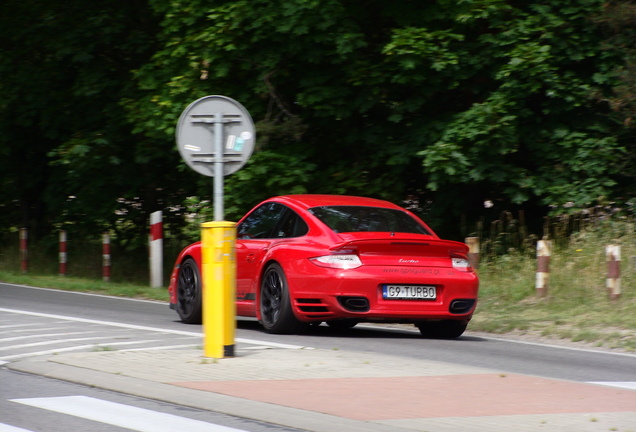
[[452, 256, 472, 272], [310, 254, 363, 269]]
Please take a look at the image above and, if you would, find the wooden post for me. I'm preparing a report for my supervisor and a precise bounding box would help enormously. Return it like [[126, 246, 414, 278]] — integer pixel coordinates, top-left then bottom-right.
[[59, 230, 67, 276], [536, 240, 551, 297], [19, 228, 27, 274], [102, 232, 111, 282], [606, 245, 621, 300], [465, 237, 480, 270]]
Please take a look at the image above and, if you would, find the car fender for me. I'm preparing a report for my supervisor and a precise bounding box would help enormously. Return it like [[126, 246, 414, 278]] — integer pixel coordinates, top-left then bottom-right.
[[168, 242, 202, 306], [253, 242, 317, 322]]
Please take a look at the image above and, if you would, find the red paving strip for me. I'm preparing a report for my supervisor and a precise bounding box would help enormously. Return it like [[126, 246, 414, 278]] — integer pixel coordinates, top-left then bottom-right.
[[173, 374, 636, 421]]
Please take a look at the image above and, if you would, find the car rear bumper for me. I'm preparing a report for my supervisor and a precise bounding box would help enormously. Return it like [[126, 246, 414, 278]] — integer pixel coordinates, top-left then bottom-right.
[[286, 263, 479, 323]]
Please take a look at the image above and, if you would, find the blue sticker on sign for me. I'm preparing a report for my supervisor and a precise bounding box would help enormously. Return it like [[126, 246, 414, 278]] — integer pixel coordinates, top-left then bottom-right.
[[234, 137, 244, 151]]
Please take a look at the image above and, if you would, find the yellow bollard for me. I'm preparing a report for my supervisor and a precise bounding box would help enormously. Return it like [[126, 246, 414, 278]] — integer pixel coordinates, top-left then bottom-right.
[[201, 221, 237, 358]]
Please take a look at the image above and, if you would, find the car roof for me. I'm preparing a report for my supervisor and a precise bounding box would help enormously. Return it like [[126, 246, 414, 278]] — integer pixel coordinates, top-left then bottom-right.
[[270, 195, 403, 210]]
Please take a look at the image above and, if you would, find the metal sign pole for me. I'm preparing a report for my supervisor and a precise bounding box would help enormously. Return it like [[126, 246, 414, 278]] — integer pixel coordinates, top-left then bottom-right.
[[214, 113, 224, 221], [176, 95, 255, 359]]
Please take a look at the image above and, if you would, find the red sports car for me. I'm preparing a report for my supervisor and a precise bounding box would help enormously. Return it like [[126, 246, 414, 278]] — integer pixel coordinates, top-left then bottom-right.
[[168, 195, 479, 338]]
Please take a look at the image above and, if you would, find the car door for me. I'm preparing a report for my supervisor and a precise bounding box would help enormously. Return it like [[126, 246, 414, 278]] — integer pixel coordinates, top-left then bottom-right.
[[235, 202, 286, 301], [236, 203, 310, 303]]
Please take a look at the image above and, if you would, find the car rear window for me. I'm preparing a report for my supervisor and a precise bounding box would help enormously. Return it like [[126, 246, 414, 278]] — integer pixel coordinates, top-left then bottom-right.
[[308, 206, 431, 235]]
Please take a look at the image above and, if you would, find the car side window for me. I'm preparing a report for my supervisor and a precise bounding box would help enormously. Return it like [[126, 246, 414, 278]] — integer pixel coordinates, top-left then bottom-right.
[[274, 209, 309, 238], [237, 203, 286, 239]]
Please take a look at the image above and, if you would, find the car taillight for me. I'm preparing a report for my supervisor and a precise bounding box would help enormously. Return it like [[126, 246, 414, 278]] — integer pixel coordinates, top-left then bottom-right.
[[452, 256, 472, 272], [310, 254, 363, 269]]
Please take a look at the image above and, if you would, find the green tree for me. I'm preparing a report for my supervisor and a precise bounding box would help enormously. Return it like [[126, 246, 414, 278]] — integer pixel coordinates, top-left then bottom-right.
[[1, 0, 632, 245], [127, 0, 444, 214], [386, 1, 625, 211], [0, 0, 193, 243], [593, 1, 636, 203], [130, 0, 628, 232]]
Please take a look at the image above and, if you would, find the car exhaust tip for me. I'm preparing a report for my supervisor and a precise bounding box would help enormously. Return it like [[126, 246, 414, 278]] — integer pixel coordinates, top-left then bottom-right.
[[338, 296, 370, 312], [449, 299, 475, 314]]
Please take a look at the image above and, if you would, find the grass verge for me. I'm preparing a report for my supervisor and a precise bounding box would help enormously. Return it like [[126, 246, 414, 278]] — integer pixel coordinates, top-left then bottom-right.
[[470, 222, 636, 352], [0, 271, 169, 302]]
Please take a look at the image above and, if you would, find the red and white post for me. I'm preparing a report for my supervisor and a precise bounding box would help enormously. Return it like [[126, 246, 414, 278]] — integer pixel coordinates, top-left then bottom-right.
[[102, 232, 111, 282], [149, 211, 163, 288], [606, 245, 621, 300], [19, 228, 28, 273], [465, 237, 480, 270], [59, 230, 67, 276], [535, 239, 551, 297]]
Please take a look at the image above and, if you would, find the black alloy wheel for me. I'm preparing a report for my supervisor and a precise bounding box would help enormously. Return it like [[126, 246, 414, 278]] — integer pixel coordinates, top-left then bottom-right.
[[176, 258, 202, 324], [260, 263, 305, 334]]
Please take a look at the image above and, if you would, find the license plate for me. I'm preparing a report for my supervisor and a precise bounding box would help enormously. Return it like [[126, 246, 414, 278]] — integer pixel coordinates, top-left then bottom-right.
[[382, 285, 436, 300]]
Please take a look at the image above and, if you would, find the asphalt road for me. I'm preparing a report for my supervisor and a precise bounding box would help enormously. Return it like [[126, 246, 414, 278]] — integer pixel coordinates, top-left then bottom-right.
[[3, 281, 636, 432], [2, 281, 636, 384]]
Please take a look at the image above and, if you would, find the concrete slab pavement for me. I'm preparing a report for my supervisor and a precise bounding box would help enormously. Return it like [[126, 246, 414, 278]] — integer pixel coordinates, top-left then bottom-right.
[[7, 345, 636, 432]]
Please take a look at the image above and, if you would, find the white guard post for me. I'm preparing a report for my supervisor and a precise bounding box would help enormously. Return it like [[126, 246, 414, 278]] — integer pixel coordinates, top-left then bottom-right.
[[150, 211, 163, 288], [20, 228, 28, 274], [465, 237, 480, 270], [535, 240, 551, 297], [59, 230, 67, 276], [102, 232, 111, 282], [606, 245, 621, 300]]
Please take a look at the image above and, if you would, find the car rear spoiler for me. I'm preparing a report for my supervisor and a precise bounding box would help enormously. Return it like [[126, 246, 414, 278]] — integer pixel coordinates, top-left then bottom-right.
[[329, 237, 469, 254]]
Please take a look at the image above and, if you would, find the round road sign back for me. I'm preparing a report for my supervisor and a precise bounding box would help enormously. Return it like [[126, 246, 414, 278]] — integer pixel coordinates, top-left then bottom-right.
[[176, 95, 255, 177]]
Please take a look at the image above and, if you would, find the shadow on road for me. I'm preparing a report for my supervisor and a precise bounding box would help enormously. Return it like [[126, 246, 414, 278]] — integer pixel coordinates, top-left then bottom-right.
[[235, 319, 487, 342]]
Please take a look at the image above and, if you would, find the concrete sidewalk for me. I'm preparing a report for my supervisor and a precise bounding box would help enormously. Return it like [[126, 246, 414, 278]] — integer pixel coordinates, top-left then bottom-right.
[[8, 344, 636, 432]]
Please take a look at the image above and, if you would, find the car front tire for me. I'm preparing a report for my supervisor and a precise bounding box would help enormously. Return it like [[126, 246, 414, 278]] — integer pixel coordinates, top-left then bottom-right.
[[176, 258, 202, 324]]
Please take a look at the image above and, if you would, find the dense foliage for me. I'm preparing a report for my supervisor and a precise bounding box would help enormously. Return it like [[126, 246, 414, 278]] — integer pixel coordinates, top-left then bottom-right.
[[1, 0, 634, 245]]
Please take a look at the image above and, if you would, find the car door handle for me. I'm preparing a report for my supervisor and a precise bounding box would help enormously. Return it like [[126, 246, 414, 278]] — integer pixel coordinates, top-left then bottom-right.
[[246, 253, 256, 263]]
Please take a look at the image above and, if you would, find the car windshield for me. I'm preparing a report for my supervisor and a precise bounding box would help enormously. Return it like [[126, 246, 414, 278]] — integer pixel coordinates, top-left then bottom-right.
[[308, 206, 431, 235]]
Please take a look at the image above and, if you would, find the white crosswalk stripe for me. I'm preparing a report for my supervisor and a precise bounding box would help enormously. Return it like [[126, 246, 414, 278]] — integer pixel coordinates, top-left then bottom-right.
[[0, 308, 202, 361], [0, 307, 307, 362], [0, 423, 33, 432], [588, 381, 636, 390], [0, 331, 99, 343], [10, 396, 249, 432], [0, 340, 162, 362]]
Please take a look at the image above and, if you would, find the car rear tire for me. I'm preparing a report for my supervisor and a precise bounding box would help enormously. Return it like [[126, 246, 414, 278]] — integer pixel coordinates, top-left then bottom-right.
[[260, 263, 305, 334], [416, 320, 468, 339], [176, 258, 202, 324]]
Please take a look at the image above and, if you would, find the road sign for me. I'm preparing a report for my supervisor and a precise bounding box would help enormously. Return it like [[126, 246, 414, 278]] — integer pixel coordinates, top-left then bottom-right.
[[176, 95, 255, 221], [176, 95, 255, 177], [175, 96, 254, 359]]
